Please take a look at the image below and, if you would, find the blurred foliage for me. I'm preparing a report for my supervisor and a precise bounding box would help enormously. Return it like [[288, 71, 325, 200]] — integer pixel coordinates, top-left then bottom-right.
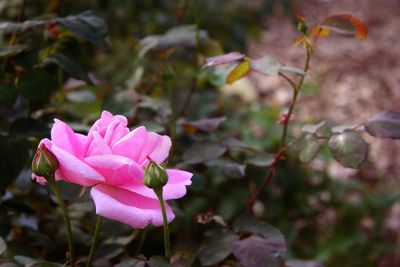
[[0, 0, 398, 266]]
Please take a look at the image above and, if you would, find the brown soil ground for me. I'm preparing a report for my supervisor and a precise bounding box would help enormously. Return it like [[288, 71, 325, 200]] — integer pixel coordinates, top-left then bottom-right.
[[248, 1, 400, 265], [248, 0, 400, 178]]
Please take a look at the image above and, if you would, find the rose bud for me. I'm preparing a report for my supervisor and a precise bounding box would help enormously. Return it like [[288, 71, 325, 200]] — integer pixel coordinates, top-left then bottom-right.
[[31, 144, 59, 178], [144, 159, 168, 190]]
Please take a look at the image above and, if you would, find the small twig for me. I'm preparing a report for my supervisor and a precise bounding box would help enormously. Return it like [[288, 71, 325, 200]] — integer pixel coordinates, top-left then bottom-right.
[[246, 42, 313, 211]]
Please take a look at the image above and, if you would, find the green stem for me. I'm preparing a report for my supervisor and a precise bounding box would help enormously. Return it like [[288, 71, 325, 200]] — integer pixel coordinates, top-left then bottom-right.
[[280, 45, 312, 147], [86, 215, 103, 267], [154, 188, 171, 262], [47, 178, 75, 267]]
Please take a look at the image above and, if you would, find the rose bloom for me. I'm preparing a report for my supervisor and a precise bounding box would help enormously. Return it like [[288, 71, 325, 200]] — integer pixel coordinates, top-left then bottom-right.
[[32, 111, 192, 228]]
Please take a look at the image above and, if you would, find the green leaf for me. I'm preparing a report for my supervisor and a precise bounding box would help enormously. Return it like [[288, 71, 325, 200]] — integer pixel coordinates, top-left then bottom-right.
[[0, 236, 6, 255], [58, 10, 108, 46], [115, 258, 145, 267], [222, 137, 255, 151], [365, 111, 400, 139], [0, 20, 46, 34], [147, 256, 171, 267], [10, 118, 49, 139], [0, 81, 18, 108], [206, 159, 246, 178], [246, 154, 274, 167], [233, 235, 286, 267], [233, 215, 285, 240], [18, 68, 57, 101], [302, 121, 326, 134], [0, 44, 29, 58], [280, 65, 306, 76], [198, 229, 239, 266], [299, 134, 321, 163], [226, 60, 251, 85], [328, 131, 368, 168], [286, 259, 324, 267], [206, 64, 236, 86], [331, 124, 357, 134], [182, 117, 226, 133], [203, 52, 245, 68], [183, 141, 227, 164], [0, 135, 29, 187], [250, 56, 281, 75], [40, 54, 91, 83]]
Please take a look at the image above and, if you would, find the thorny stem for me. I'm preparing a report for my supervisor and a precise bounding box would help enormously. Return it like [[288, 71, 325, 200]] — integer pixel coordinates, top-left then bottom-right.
[[247, 43, 313, 212], [86, 215, 103, 267], [154, 188, 171, 262], [47, 177, 75, 267], [280, 45, 312, 147]]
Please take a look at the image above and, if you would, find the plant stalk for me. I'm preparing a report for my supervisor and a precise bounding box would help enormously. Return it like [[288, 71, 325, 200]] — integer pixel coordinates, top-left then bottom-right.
[[154, 188, 171, 262], [47, 177, 75, 267], [280, 45, 312, 147], [86, 215, 103, 267]]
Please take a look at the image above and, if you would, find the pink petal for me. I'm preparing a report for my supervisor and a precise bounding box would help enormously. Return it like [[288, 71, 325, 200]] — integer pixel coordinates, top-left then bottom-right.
[[103, 118, 129, 146], [89, 111, 113, 134], [138, 133, 171, 166], [86, 131, 112, 156], [91, 184, 174, 228], [51, 146, 105, 186], [51, 119, 87, 158], [31, 173, 47, 185], [121, 169, 192, 200], [84, 154, 144, 185], [112, 126, 148, 162], [89, 111, 128, 138]]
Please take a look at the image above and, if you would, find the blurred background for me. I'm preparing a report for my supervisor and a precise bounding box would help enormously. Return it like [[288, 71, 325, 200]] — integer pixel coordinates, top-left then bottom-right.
[[1, 0, 400, 266]]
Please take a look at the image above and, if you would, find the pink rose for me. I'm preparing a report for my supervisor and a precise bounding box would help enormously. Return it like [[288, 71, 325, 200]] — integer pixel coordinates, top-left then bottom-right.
[[32, 111, 192, 228]]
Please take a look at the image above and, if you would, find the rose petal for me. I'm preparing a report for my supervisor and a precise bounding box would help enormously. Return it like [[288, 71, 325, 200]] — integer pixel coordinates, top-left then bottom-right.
[[91, 184, 174, 228], [86, 131, 112, 156], [90, 111, 128, 138], [51, 146, 105, 186], [104, 118, 129, 147], [51, 119, 87, 158], [85, 154, 144, 185], [138, 133, 171, 166], [31, 173, 47, 185], [121, 169, 192, 200], [112, 126, 148, 162]]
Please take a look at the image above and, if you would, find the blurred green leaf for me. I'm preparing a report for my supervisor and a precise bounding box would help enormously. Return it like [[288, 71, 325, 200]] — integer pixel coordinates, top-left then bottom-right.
[[0, 81, 18, 108], [328, 131, 368, 168], [10, 118, 49, 139], [147, 256, 171, 267], [0, 236, 7, 255], [183, 141, 227, 164], [40, 54, 91, 83], [250, 55, 281, 75], [0, 44, 30, 58], [365, 111, 400, 139], [246, 154, 274, 167], [58, 11, 108, 46], [234, 216, 285, 240], [198, 229, 239, 266], [302, 121, 326, 134], [233, 234, 286, 267], [182, 117, 226, 133], [299, 134, 321, 163], [115, 258, 145, 267], [18, 69, 57, 101], [286, 259, 324, 267], [226, 60, 250, 85]]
